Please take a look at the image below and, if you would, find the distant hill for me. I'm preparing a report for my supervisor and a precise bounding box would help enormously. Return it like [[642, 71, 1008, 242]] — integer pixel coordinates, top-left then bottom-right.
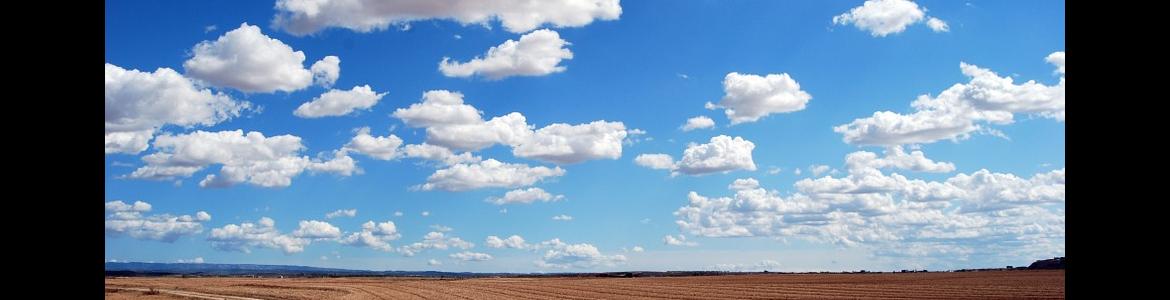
[[104, 262, 490, 277], [1028, 257, 1065, 269]]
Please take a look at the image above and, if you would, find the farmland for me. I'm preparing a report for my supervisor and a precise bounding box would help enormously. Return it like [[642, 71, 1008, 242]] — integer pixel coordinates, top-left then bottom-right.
[[106, 270, 1064, 299]]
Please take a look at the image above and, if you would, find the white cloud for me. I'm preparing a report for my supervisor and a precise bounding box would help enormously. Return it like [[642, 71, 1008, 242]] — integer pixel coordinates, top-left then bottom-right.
[[486, 187, 564, 205], [105, 200, 210, 242], [767, 166, 782, 175], [420, 159, 565, 191], [833, 0, 942, 37], [834, 54, 1065, 145], [1046, 52, 1065, 75], [710, 72, 811, 124], [105, 64, 251, 154], [675, 135, 757, 175], [450, 251, 494, 261], [926, 17, 949, 32], [674, 150, 1065, 262], [294, 85, 386, 118], [184, 23, 325, 93], [428, 259, 442, 266], [534, 239, 627, 269], [794, 168, 802, 176], [325, 209, 357, 219], [402, 143, 483, 166], [421, 211, 431, 217], [844, 146, 955, 173], [808, 165, 832, 177], [394, 211, 404, 217], [292, 220, 342, 240], [513, 120, 627, 164], [310, 55, 340, 87], [634, 154, 675, 170], [440, 29, 573, 80], [680, 116, 716, 131], [343, 127, 404, 160], [176, 257, 205, 264], [430, 225, 453, 232], [391, 90, 630, 165], [204, 25, 217, 33], [485, 235, 529, 249], [635, 136, 757, 176], [208, 217, 311, 254], [663, 234, 698, 247], [128, 130, 357, 188], [273, 0, 622, 35], [339, 220, 402, 252], [552, 214, 573, 221], [398, 232, 474, 256], [631, 246, 644, 253]]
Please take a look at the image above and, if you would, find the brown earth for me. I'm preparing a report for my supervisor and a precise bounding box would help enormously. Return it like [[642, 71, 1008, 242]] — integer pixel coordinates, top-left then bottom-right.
[[106, 270, 1064, 299]]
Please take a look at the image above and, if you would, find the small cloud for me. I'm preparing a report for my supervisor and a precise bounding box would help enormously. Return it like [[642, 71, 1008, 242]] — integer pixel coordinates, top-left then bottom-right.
[[663, 234, 698, 247], [320, 256, 329, 261], [640, 218, 651, 224], [453, 34, 462, 39], [677, 73, 689, 79], [631, 246, 644, 252], [421, 211, 430, 217], [767, 166, 782, 175], [394, 211, 404, 217], [428, 259, 442, 266], [499, 208, 508, 214], [204, 25, 217, 33], [176, 257, 204, 264], [430, 225, 453, 232], [326, 209, 357, 219], [552, 214, 573, 221], [110, 161, 136, 167], [793, 168, 802, 176]]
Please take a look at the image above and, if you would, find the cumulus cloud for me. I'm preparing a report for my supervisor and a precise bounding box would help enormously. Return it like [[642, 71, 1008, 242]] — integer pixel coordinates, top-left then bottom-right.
[[534, 239, 627, 269], [184, 23, 330, 93], [634, 154, 675, 170], [343, 127, 404, 160], [326, 209, 357, 219], [635, 136, 757, 176], [294, 85, 386, 118], [339, 220, 402, 252], [486, 188, 564, 205], [402, 143, 484, 166], [552, 214, 573, 221], [709, 72, 811, 124], [844, 146, 955, 173], [450, 251, 494, 261], [681, 116, 716, 131], [292, 220, 342, 240], [834, 54, 1065, 145], [428, 259, 442, 266], [105, 64, 251, 154], [420, 159, 565, 191], [208, 217, 311, 254], [808, 165, 832, 177], [128, 130, 357, 188], [273, 0, 621, 35], [663, 234, 698, 247], [440, 29, 573, 80], [485, 235, 530, 249], [832, 0, 946, 37], [105, 200, 211, 242], [674, 149, 1064, 263], [392, 90, 628, 163], [926, 17, 949, 32], [398, 231, 474, 256], [630, 246, 644, 253], [1046, 52, 1065, 75], [310, 55, 341, 87]]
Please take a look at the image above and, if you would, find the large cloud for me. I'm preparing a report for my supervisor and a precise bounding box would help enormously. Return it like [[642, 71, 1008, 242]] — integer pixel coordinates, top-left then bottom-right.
[[832, 0, 946, 37], [207, 217, 312, 254], [707, 72, 811, 125], [834, 53, 1066, 146], [105, 200, 211, 242], [128, 130, 357, 188], [184, 23, 334, 93], [339, 220, 402, 252], [105, 64, 251, 154], [391, 90, 629, 164], [673, 149, 1064, 264], [273, 0, 622, 35], [294, 85, 386, 118], [419, 159, 565, 191], [635, 135, 757, 176], [440, 29, 573, 80], [534, 238, 626, 269]]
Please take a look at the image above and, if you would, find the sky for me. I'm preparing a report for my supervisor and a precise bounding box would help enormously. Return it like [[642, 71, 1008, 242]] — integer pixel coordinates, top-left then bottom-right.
[[105, 0, 1065, 273]]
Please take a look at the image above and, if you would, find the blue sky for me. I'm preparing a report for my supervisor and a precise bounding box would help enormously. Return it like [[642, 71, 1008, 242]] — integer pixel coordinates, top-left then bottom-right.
[[105, 0, 1064, 272]]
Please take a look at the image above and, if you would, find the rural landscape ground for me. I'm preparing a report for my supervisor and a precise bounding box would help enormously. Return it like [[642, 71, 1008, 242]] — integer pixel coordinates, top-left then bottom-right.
[[106, 270, 1064, 299]]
